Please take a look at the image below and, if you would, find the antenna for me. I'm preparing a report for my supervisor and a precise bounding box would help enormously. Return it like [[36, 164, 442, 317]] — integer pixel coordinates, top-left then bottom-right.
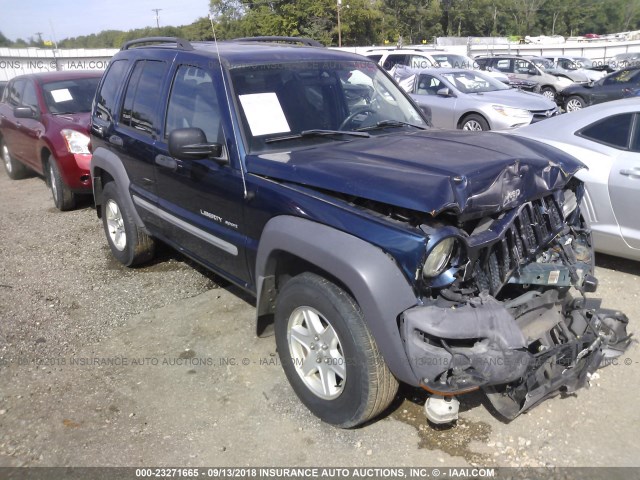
[[209, 13, 248, 199]]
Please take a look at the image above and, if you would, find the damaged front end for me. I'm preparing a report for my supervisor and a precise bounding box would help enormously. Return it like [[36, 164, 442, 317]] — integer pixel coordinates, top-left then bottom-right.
[[400, 178, 632, 420]]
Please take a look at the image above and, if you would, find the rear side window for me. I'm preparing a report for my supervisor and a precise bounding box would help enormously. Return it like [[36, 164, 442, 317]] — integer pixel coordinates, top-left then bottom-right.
[[382, 54, 409, 71], [95, 59, 129, 122], [408, 55, 433, 69], [578, 113, 633, 149], [495, 59, 513, 73], [120, 60, 167, 135]]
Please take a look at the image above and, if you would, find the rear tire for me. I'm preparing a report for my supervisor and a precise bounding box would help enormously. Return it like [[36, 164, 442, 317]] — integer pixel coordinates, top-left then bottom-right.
[[101, 181, 155, 266], [460, 114, 490, 131], [48, 157, 76, 211], [1, 139, 28, 180], [274, 272, 398, 428]]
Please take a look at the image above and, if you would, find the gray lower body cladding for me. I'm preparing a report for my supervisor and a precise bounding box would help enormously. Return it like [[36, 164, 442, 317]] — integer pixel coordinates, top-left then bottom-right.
[[400, 290, 631, 419]]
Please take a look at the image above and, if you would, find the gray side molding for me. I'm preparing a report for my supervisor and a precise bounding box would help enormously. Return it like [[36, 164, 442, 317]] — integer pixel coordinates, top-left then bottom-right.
[[90, 146, 145, 229], [255, 216, 421, 386]]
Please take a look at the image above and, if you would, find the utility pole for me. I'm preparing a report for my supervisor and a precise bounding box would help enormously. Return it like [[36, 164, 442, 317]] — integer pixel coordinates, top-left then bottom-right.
[[35, 32, 43, 46], [152, 8, 162, 29], [337, 0, 342, 47]]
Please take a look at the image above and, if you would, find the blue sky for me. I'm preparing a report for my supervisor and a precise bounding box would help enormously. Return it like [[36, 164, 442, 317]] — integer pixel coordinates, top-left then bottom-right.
[[0, 0, 211, 42]]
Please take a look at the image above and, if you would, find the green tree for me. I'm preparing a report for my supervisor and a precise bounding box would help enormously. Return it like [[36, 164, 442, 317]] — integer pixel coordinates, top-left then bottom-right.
[[0, 31, 11, 47]]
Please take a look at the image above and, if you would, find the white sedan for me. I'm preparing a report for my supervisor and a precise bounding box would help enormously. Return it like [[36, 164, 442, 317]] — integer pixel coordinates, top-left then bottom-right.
[[510, 98, 640, 260]]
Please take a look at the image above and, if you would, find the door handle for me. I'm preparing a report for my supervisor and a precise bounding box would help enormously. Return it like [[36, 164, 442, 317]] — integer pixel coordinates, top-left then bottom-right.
[[620, 169, 640, 179], [155, 154, 177, 170]]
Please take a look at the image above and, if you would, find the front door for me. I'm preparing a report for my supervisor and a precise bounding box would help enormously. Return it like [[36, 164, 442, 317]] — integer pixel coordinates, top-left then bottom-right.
[[153, 63, 249, 285]]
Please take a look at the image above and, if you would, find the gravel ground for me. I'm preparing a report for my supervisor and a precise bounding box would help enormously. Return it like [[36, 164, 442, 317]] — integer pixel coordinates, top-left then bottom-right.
[[1, 169, 639, 470]]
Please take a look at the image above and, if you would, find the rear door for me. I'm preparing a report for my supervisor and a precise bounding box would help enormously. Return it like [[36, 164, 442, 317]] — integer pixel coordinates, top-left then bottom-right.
[[152, 61, 249, 285], [113, 57, 171, 205]]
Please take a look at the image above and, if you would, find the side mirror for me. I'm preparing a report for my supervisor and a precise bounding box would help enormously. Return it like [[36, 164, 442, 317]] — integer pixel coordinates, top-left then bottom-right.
[[168, 128, 223, 161], [14, 106, 37, 119], [436, 87, 451, 97]]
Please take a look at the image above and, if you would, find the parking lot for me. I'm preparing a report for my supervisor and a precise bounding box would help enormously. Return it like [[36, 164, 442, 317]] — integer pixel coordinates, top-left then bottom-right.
[[1, 171, 640, 468]]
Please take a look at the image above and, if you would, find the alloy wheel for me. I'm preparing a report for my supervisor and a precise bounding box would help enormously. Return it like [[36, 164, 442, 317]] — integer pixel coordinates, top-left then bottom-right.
[[2, 144, 12, 173], [463, 120, 484, 131], [287, 306, 346, 400], [105, 199, 127, 251]]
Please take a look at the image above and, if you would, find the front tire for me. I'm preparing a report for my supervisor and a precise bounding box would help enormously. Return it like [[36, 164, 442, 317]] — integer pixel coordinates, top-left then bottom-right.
[[460, 114, 489, 131], [565, 95, 586, 112], [541, 86, 556, 101], [1, 139, 28, 180], [48, 158, 76, 211], [101, 181, 155, 266], [274, 272, 398, 428]]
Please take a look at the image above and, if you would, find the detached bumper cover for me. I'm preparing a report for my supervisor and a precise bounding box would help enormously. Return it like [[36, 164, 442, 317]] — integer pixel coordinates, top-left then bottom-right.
[[401, 292, 631, 419]]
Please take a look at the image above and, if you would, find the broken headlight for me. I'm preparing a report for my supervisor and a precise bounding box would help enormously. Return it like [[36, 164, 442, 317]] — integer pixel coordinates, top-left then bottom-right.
[[422, 237, 457, 278], [562, 189, 578, 218]]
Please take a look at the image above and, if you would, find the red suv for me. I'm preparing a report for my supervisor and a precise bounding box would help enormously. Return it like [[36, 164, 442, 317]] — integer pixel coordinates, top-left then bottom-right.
[[0, 71, 102, 210]]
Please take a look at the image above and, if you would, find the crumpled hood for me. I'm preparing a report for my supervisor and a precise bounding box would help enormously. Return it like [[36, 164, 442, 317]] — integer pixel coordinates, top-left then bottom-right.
[[246, 130, 584, 217]]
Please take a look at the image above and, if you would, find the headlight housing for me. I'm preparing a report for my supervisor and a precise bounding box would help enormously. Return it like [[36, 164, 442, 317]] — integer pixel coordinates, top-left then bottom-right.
[[61, 129, 90, 155], [492, 105, 531, 119], [422, 237, 456, 278], [562, 189, 578, 218]]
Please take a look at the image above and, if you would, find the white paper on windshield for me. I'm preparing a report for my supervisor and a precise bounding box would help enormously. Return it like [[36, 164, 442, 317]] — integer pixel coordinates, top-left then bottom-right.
[[239, 93, 290, 136], [50, 88, 73, 103]]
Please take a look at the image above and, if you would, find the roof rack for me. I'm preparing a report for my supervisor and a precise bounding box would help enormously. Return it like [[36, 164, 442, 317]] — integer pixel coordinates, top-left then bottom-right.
[[121, 37, 194, 51], [229, 36, 323, 47]]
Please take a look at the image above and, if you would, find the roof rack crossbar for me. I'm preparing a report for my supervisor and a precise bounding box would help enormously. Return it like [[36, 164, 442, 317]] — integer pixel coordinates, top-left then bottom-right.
[[230, 36, 323, 47], [121, 37, 194, 51]]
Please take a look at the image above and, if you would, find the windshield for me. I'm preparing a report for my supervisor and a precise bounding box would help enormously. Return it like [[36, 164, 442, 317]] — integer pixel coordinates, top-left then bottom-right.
[[231, 60, 427, 153], [42, 77, 100, 114], [439, 70, 509, 93], [431, 54, 474, 69], [531, 58, 554, 70], [574, 58, 594, 68]]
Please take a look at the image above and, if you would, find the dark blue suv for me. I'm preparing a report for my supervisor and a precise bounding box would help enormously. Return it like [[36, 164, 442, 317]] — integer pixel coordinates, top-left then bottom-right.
[[90, 37, 629, 427]]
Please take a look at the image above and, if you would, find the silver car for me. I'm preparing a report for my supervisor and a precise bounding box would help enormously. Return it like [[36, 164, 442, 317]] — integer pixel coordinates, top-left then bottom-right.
[[510, 98, 640, 260], [392, 67, 558, 131]]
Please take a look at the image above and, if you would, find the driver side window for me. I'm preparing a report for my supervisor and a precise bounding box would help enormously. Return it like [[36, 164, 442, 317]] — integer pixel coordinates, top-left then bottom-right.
[[417, 75, 442, 95], [22, 81, 39, 112], [165, 66, 224, 145]]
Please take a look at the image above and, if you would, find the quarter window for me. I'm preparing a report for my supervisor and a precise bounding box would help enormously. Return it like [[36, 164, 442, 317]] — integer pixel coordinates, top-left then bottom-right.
[[120, 60, 167, 135], [578, 113, 633, 149]]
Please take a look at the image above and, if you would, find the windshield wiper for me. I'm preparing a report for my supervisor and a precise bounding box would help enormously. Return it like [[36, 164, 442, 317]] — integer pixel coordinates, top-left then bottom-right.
[[265, 129, 370, 144], [356, 120, 426, 132]]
